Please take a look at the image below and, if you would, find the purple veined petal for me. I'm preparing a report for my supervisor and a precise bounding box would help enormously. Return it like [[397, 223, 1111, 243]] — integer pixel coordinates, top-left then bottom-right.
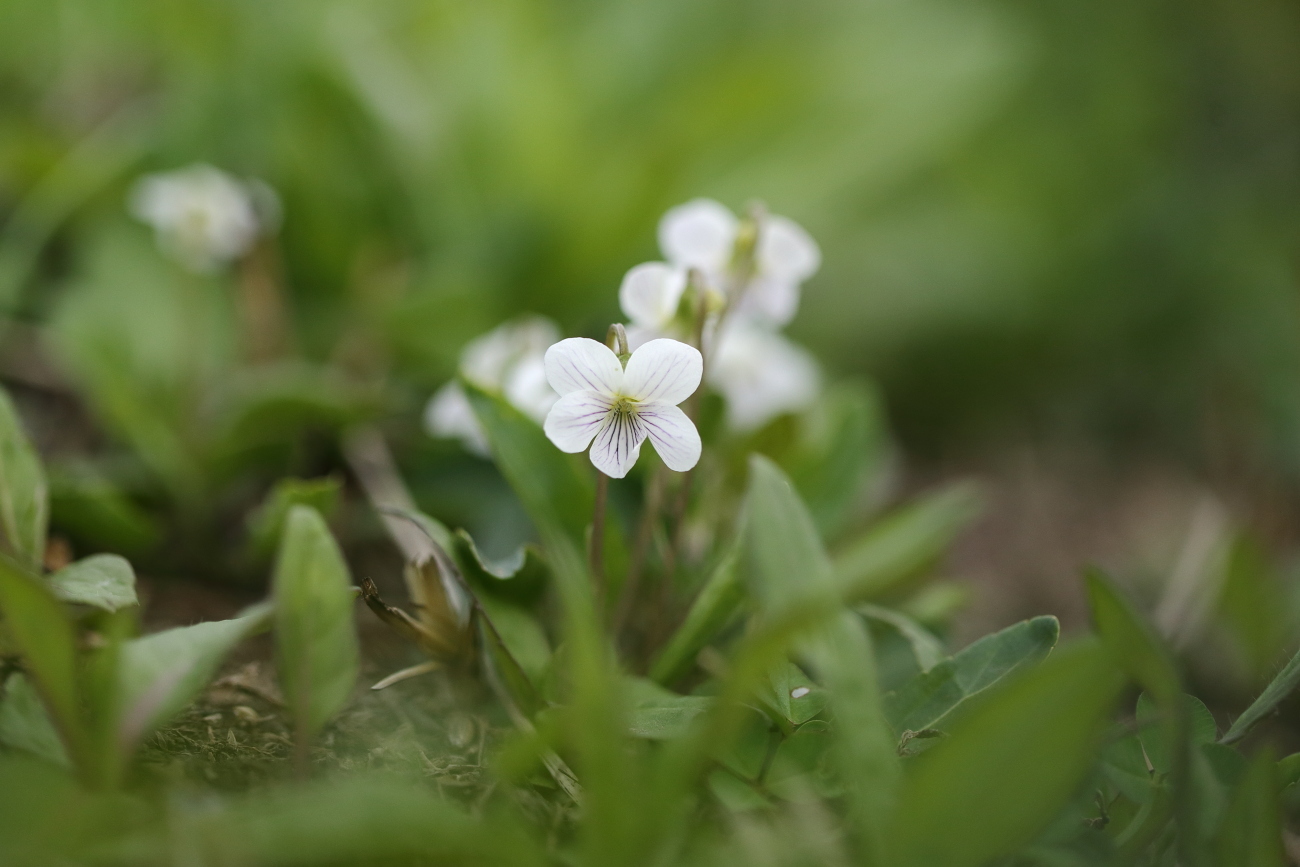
[[588, 409, 647, 479], [637, 402, 701, 473], [622, 338, 703, 406], [619, 262, 687, 330], [544, 391, 614, 453], [657, 199, 738, 274], [757, 214, 820, 284], [544, 337, 624, 397]]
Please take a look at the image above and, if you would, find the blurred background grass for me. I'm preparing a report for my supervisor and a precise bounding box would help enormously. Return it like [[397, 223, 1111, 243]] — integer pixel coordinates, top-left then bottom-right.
[[3, 0, 1300, 650]]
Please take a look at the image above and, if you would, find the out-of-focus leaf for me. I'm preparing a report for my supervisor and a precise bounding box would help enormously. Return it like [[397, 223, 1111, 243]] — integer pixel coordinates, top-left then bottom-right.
[[0, 554, 85, 767], [246, 476, 341, 558], [453, 528, 547, 602], [1086, 570, 1180, 707], [859, 604, 945, 672], [0, 673, 68, 767], [885, 641, 1124, 867], [1219, 536, 1292, 684], [743, 454, 838, 612], [272, 506, 360, 741], [217, 363, 378, 459], [764, 661, 826, 726], [116, 602, 273, 751], [1222, 644, 1300, 745], [475, 604, 546, 719], [650, 542, 742, 685], [831, 483, 981, 601], [782, 381, 890, 539], [625, 678, 712, 740], [1102, 730, 1154, 803], [47, 555, 137, 612], [885, 615, 1059, 733], [47, 469, 159, 556], [1136, 692, 1217, 775], [0, 386, 47, 570], [1278, 752, 1300, 789], [476, 596, 551, 686], [1214, 750, 1284, 867]]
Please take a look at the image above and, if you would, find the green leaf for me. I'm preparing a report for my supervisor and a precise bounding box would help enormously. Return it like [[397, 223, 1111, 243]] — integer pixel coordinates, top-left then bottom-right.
[[246, 476, 342, 559], [0, 386, 48, 570], [763, 661, 826, 726], [116, 601, 273, 751], [47, 468, 159, 556], [475, 605, 547, 719], [1086, 570, 1180, 707], [649, 542, 743, 685], [832, 483, 980, 602], [1222, 644, 1300, 745], [452, 529, 547, 603], [0, 554, 85, 768], [743, 454, 837, 612], [1214, 749, 1285, 867], [47, 554, 137, 612], [273, 506, 360, 741], [625, 678, 713, 740], [885, 615, 1060, 733], [0, 673, 68, 767], [1136, 692, 1217, 775], [886, 640, 1124, 867], [859, 604, 945, 672]]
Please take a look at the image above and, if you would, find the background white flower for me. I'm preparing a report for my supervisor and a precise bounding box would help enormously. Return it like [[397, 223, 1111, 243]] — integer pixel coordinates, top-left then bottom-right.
[[425, 316, 561, 455], [543, 337, 702, 478], [655, 198, 820, 328], [709, 322, 821, 432], [618, 262, 687, 350], [129, 164, 277, 272]]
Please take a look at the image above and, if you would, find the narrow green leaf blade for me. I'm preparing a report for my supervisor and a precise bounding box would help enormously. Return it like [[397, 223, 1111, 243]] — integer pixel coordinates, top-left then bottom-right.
[[1223, 647, 1300, 744], [649, 543, 743, 685], [0, 387, 47, 569], [273, 506, 360, 740], [47, 554, 138, 612], [743, 454, 836, 611], [1214, 749, 1285, 867]]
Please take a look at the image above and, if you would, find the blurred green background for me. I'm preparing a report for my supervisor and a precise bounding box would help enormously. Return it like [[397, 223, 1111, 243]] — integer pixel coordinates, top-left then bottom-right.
[[2, 0, 1300, 509]]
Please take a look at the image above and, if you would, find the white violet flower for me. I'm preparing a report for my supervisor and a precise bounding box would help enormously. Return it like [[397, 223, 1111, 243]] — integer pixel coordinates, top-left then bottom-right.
[[709, 322, 821, 433], [425, 316, 561, 456], [618, 262, 688, 350], [129, 164, 279, 272], [543, 337, 703, 479], [657, 198, 821, 328]]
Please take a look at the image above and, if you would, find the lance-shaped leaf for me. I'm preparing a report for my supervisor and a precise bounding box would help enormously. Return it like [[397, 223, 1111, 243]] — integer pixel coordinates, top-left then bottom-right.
[[1222, 645, 1300, 745], [0, 673, 69, 767], [649, 543, 743, 685], [116, 602, 273, 752], [886, 640, 1124, 867], [0, 387, 47, 570], [273, 506, 360, 741], [47, 554, 138, 612], [884, 615, 1059, 733]]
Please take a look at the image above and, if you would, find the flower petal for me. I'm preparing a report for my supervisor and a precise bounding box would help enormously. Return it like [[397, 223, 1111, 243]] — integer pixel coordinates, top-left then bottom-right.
[[544, 337, 624, 397], [461, 315, 561, 389], [758, 215, 820, 284], [637, 402, 701, 473], [424, 382, 490, 456], [709, 325, 821, 432], [658, 199, 738, 274], [622, 338, 703, 406], [503, 355, 558, 423], [544, 391, 614, 453], [734, 276, 800, 328], [619, 262, 687, 330], [588, 410, 647, 479]]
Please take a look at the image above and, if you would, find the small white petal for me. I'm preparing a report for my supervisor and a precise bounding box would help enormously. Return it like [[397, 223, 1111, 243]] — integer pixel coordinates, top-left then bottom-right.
[[544, 337, 624, 397], [624, 323, 660, 352], [757, 215, 820, 284], [734, 276, 800, 328], [657, 199, 738, 274], [588, 410, 646, 479], [637, 402, 701, 473], [709, 325, 821, 432], [424, 382, 490, 456], [461, 315, 561, 390], [128, 164, 261, 272], [503, 355, 558, 423], [619, 262, 687, 330], [544, 391, 614, 453], [622, 338, 703, 406]]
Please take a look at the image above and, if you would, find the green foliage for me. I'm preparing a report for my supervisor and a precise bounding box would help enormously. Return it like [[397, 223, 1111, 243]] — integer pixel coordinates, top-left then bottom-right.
[[1222, 642, 1300, 745], [47, 554, 137, 612], [272, 506, 360, 744], [0, 387, 47, 570], [246, 476, 342, 559]]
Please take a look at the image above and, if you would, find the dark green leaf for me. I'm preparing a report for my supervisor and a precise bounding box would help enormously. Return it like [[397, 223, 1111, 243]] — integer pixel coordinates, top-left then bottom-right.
[[0, 386, 47, 570], [885, 615, 1060, 733], [273, 506, 360, 740], [743, 454, 837, 612], [859, 604, 945, 672], [116, 602, 273, 751], [1214, 749, 1284, 867], [47, 554, 137, 612], [832, 483, 980, 602], [764, 661, 826, 726], [886, 640, 1123, 867], [246, 476, 342, 558], [1086, 570, 1180, 706], [1136, 692, 1217, 775], [47, 469, 159, 556], [625, 678, 713, 740], [1222, 644, 1300, 744], [649, 542, 743, 685]]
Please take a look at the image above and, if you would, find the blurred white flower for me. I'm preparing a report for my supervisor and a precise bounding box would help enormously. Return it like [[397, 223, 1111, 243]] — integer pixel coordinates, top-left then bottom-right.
[[424, 316, 561, 455], [656, 198, 820, 328], [709, 323, 821, 433], [619, 262, 688, 350], [129, 164, 278, 272], [543, 337, 702, 478]]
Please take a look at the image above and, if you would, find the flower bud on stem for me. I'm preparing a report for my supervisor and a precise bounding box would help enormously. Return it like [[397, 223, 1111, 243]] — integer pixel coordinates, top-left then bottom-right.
[[606, 322, 630, 362]]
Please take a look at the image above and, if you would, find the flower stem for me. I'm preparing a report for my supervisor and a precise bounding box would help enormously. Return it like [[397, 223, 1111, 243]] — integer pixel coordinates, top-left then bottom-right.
[[590, 470, 610, 604], [613, 461, 665, 636]]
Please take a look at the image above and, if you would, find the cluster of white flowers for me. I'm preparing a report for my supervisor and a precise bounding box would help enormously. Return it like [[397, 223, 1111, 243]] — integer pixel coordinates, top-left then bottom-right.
[[428, 198, 826, 479], [424, 317, 561, 456], [619, 199, 822, 432], [129, 164, 280, 273]]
